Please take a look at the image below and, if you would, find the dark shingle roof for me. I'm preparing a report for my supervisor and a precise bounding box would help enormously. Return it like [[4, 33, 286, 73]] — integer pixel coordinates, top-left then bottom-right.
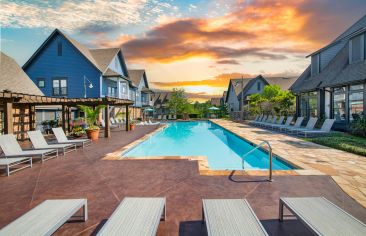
[[0, 52, 44, 95], [103, 68, 121, 77], [128, 69, 146, 87], [291, 43, 366, 92], [89, 48, 120, 73]]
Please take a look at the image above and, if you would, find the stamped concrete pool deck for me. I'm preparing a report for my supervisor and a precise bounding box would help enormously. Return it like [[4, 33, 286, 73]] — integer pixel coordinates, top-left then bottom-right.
[[210, 119, 366, 208], [0, 123, 365, 235]]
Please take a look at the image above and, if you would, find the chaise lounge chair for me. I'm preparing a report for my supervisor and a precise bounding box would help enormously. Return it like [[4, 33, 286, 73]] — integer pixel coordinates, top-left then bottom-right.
[[97, 197, 166, 236], [279, 197, 366, 235], [0, 157, 32, 176], [27, 131, 76, 155], [148, 120, 160, 125], [269, 116, 293, 130], [264, 116, 284, 129], [202, 199, 268, 236], [248, 114, 261, 125], [251, 115, 269, 126], [0, 199, 88, 236], [100, 119, 117, 129], [52, 127, 92, 148], [280, 117, 304, 132], [0, 134, 58, 163], [287, 117, 318, 135], [259, 115, 277, 127], [297, 119, 335, 137]]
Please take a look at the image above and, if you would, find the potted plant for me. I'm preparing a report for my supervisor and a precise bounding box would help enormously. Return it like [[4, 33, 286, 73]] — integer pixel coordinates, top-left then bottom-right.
[[130, 120, 136, 131], [71, 126, 86, 138], [78, 105, 105, 140]]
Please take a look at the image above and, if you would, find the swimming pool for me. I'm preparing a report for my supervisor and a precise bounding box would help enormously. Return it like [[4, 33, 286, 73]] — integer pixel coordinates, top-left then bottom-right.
[[123, 121, 294, 170]]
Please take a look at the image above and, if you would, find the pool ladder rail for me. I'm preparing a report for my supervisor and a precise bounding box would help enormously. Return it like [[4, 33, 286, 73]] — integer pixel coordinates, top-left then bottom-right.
[[241, 140, 273, 182]]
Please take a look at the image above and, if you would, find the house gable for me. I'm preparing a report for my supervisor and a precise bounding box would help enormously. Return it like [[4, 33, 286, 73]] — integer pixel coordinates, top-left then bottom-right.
[[24, 32, 101, 98]]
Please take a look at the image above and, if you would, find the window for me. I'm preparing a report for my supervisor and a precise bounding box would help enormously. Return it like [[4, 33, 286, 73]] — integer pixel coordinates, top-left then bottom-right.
[[333, 86, 346, 121], [257, 82, 261, 91], [349, 84, 364, 120], [300, 92, 318, 120], [52, 78, 67, 96], [120, 82, 127, 93], [311, 54, 320, 76], [37, 78, 45, 88], [57, 42, 62, 56], [107, 86, 117, 97], [351, 34, 362, 63]]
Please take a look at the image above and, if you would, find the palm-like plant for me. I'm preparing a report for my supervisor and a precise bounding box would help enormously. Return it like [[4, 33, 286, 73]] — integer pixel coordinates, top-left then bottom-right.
[[78, 105, 105, 130]]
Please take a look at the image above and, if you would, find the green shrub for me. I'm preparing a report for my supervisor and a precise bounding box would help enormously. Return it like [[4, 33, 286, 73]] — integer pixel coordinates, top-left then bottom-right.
[[350, 116, 366, 137]]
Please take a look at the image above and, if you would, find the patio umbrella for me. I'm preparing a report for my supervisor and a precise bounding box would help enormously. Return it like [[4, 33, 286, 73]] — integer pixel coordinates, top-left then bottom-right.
[[208, 106, 219, 111], [144, 108, 154, 112]]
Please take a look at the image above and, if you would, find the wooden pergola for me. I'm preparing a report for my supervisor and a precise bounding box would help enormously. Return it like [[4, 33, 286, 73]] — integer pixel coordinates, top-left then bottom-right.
[[0, 92, 133, 139]]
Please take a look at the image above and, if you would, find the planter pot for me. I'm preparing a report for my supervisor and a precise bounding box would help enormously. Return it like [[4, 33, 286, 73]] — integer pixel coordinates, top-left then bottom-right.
[[86, 128, 100, 140], [130, 124, 135, 131]]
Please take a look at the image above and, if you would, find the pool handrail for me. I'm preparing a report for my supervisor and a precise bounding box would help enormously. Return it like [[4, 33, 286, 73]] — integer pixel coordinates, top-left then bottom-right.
[[241, 140, 273, 181]]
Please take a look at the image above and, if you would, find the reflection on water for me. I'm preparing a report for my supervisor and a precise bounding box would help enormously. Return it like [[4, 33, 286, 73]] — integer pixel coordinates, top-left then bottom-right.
[[124, 121, 294, 170]]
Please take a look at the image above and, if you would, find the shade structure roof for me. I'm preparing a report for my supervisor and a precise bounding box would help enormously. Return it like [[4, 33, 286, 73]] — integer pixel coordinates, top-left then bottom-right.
[[208, 106, 219, 110], [0, 92, 133, 106]]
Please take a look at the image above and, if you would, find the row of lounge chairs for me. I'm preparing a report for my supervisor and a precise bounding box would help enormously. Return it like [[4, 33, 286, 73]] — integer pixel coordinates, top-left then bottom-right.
[[1, 196, 364, 235], [249, 114, 335, 137], [0, 128, 91, 176]]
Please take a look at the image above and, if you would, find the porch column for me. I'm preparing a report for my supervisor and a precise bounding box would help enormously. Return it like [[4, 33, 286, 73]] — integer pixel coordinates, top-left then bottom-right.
[[104, 105, 110, 138], [61, 105, 66, 131], [4, 102, 13, 134], [318, 89, 325, 119], [126, 105, 129, 131], [295, 95, 300, 118]]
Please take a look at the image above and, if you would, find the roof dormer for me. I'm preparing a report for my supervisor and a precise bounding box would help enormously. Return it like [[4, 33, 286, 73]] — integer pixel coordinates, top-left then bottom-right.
[[349, 33, 365, 64]]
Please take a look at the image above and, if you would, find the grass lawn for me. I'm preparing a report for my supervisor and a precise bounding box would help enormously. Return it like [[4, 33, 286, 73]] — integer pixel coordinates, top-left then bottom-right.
[[305, 132, 366, 156]]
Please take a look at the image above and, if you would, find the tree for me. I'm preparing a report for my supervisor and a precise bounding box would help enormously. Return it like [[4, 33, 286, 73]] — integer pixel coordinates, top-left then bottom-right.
[[248, 85, 295, 115], [167, 88, 190, 116]]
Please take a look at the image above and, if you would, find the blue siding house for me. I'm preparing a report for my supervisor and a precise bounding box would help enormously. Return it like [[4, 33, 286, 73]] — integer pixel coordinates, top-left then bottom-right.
[[23, 29, 131, 99]]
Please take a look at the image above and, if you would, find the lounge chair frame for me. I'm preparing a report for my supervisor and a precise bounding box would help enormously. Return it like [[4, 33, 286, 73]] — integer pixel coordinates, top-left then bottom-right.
[[0, 134, 58, 163], [27, 131, 76, 156], [52, 128, 92, 149], [0, 157, 32, 176]]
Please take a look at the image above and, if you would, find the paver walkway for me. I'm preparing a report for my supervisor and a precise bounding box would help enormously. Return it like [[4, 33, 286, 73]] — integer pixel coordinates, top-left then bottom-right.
[[211, 119, 366, 207]]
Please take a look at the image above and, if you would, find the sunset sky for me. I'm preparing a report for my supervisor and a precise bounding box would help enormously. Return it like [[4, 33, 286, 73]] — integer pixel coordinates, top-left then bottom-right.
[[1, 0, 365, 101]]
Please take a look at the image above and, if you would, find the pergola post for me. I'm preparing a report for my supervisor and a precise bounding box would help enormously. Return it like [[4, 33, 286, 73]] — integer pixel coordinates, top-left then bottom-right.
[[20, 106, 26, 140], [4, 102, 13, 134], [104, 105, 110, 138], [126, 105, 129, 131], [61, 105, 66, 131], [29, 105, 34, 131], [67, 107, 72, 133]]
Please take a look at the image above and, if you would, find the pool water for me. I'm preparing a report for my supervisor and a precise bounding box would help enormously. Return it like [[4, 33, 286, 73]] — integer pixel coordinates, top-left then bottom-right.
[[123, 121, 294, 170]]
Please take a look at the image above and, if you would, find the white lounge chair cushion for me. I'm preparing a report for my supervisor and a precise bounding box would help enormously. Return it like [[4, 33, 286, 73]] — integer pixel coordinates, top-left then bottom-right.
[[97, 197, 165, 236], [0, 199, 87, 236], [203, 199, 268, 236], [281, 197, 366, 235]]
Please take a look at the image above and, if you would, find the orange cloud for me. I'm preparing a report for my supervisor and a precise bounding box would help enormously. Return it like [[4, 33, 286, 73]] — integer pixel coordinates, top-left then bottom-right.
[[111, 0, 329, 64]]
